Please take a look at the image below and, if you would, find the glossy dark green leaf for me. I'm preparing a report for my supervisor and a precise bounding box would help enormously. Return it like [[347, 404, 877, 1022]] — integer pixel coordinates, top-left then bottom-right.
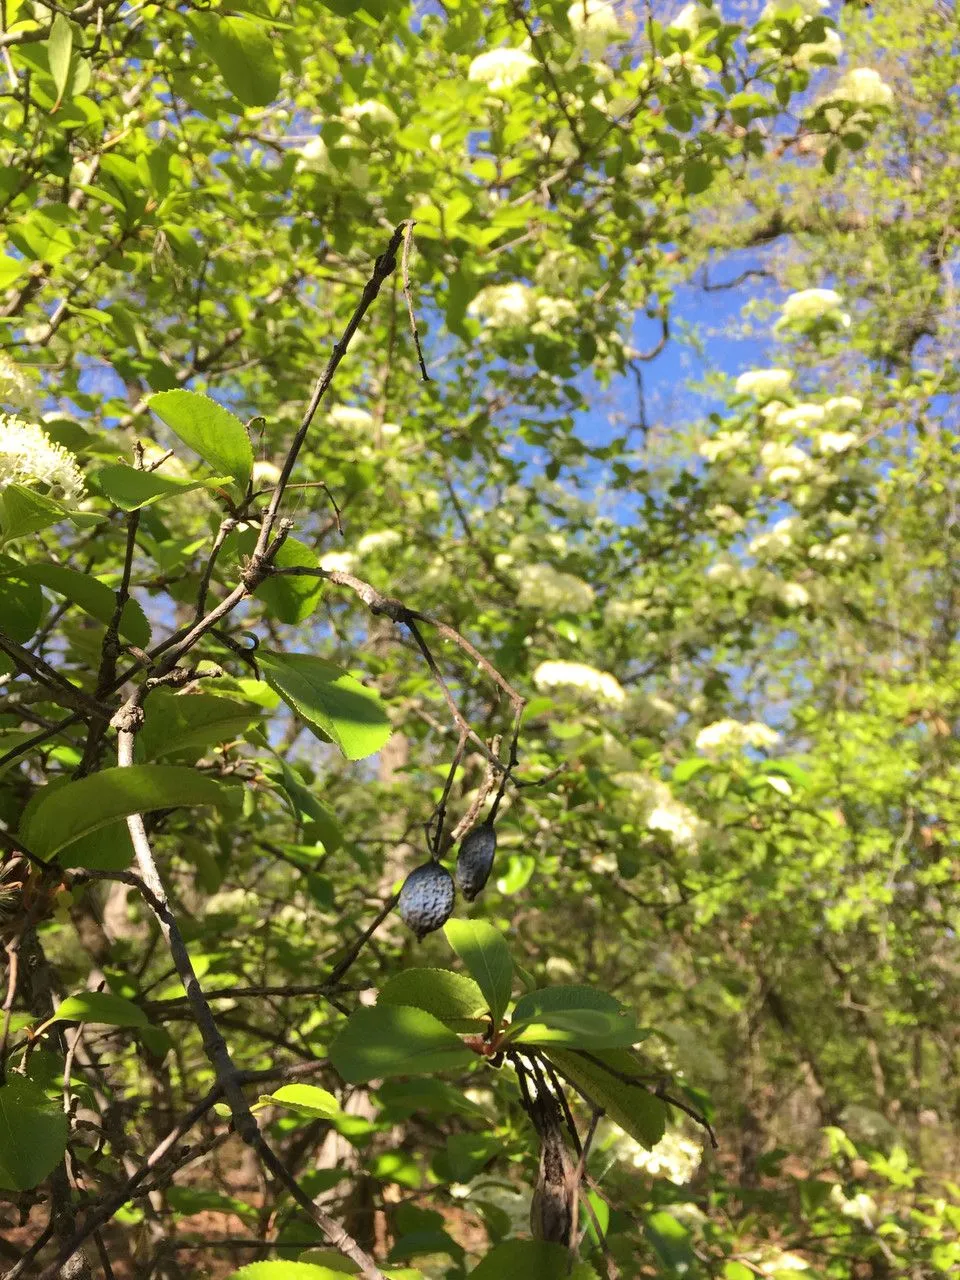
[[329, 1005, 474, 1083], [443, 919, 513, 1025], [53, 990, 149, 1028], [94, 463, 232, 511], [5, 563, 149, 647]]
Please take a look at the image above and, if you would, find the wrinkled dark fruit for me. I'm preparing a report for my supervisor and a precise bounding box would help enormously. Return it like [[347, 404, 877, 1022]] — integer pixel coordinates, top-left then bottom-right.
[[455, 822, 497, 902], [398, 861, 456, 940]]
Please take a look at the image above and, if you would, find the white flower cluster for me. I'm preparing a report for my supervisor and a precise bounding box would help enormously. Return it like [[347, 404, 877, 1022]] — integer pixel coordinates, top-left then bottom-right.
[[695, 718, 780, 753], [809, 532, 858, 563], [735, 368, 794, 400], [760, 440, 816, 485], [615, 772, 703, 849], [669, 3, 713, 35], [328, 404, 375, 431], [0, 356, 34, 410], [749, 517, 797, 559], [621, 1130, 702, 1184], [319, 551, 357, 574], [605, 598, 649, 624], [699, 429, 748, 462], [356, 529, 402, 557], [705, 503, 745, 533], [771, 402, 825, 430], [517, 563, 595, 613], [776, 288, 850, 329], [567, 1, 624, 57], [468, 282, 578, 333], [829, 1185, 877, 1225], [0, 415, 83, 500], [468, 47, 538, 94], [817, 430, 858, 454], [533, 660, 625, 706], [832, 66, 894, 109], [824, 395, 862, 422], [341, 99, 398, 129]]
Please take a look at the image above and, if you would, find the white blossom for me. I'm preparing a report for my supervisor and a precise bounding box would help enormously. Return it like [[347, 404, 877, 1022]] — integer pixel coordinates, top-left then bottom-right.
[[817, 430, 858, 454], [328, 405, 375, 431], [735, 368, 794, 400], [779, 581, 810, 608], [535, 251, 582, 293], [0, 415, 83, 501], [468, 48, 538, 94], [623, 1130, 702, 1184], [706, 503, 746, 533], [614, 772, 703, 848], [296, 135, 331, 173], [706, 558, 743, 583], [669, 3, 712, 35], [832, 66, 894, 108], [760, 440, 815, 485], [830, 1186, 877, 1225], [699, 429, 748, 462], [0, 356, 34, 411], [695, 718, 780, 753], [356, 529, 402, 556], [534, 296, 578, 327], [773, 403, 826, 431], [468, 282, 537, 329], [809, 533, 854, 562], [659, 51, 709, 86], [567, 1, 624, 57], [319, 551, 357, 573], [749, 517, 797, 559], [252, 460, 282, 487], [517, 563, 595, 613], [605, 598, 649, 623], [533, 660, 625, 706], [823, 395, 862, 422], [777, 287, 849, 328], [341, 99, 398, 129]]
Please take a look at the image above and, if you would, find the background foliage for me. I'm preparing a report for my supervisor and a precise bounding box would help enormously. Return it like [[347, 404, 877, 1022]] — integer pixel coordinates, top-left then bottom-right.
[[0, 0, 957, 1277]]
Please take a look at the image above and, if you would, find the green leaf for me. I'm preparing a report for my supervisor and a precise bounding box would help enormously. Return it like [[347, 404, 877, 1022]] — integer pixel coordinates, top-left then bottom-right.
[[5, 563, 149, 647], [0, 484, 67, 541], [189, 13, 282, 108], [47, 14, 74, 109], [227, 1265, 352, 1280], [257, 650, 392, 762], [268, 760, 342, 852], [545, 1048, 667, 1148], [329, 1005, 474, 1084], [672, 757, 712, 783], [0, 1077, 69, 1191], [683, 158, 714, 195], [646, 1211, 698, 1273], [0, 571, 44, 642], [443, 919, 513, 1026], [378, 968, 488, 1028], [506, 985, 642, 1049], [441, 1132, 500, 1182], [94, 463, 232, 511], [229, 528, 324, 624], [21, 765, 226, 861], [136, 691, 260, 761], [52, 990, 149, 1029], [468, 1241, 598, 1279], [259, 1083, 341, 1118], [147, 390, 253, 491]]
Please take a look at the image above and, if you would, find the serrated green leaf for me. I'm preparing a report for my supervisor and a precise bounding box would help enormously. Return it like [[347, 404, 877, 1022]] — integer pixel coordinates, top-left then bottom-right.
[[147, 390, 253, 491], [443, 919, 513, 1026], [52, 990, 149, 1029], [329, 1005, 474, 1084], [21, 765, 225, 861], [4, 563, 149, 647], [261, 1083, 341, 1118], [545, 1047, 667, 1148], [47, 14, 73, 109], [257, 650, 392, 762], [0, 1078, 69, 1191], [94, 463, 232, 511], [506, 985, 642, 1049], [378, 968, 488, 1028], [136, 691, 260, 761], [190, 13, 281, 108]]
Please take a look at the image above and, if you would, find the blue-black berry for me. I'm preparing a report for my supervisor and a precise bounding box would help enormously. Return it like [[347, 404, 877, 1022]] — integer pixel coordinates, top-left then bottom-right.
[[398, 861, 456, 940], [455, 823, 497, 902]]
